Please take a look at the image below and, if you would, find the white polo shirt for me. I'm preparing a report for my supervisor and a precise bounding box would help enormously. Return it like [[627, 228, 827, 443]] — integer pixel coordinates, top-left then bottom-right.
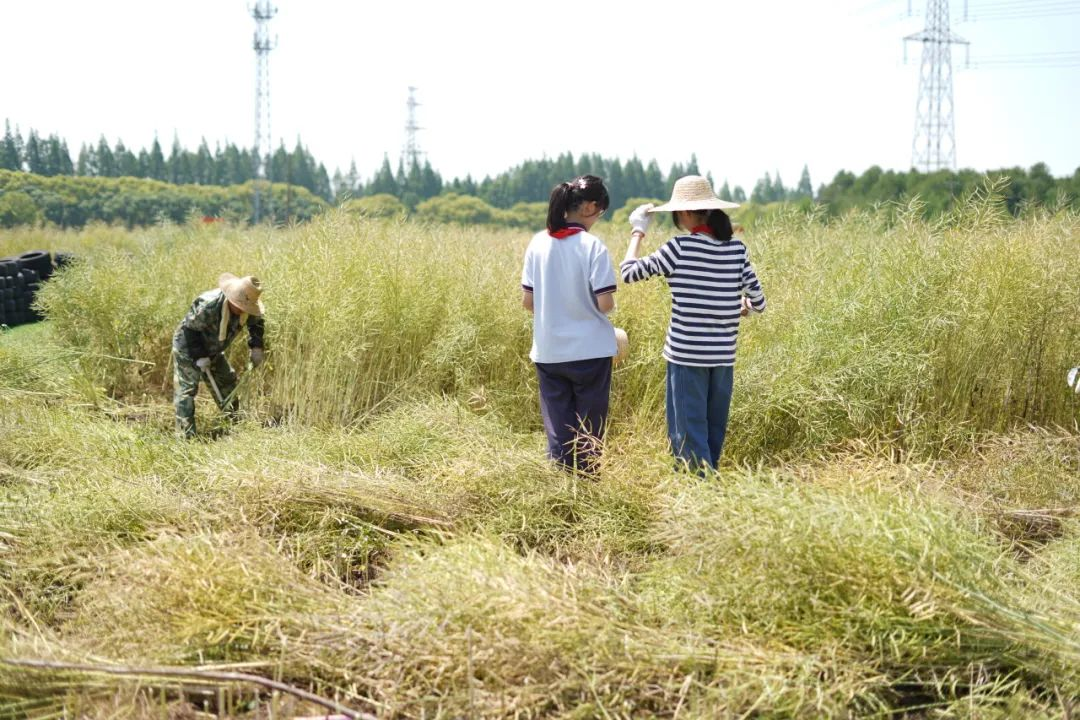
[[521, 227, 617, 364]]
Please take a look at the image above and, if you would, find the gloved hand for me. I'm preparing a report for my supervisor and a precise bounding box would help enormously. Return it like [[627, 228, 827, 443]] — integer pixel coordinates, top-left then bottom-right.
[[250, 347, 265, 368], [195, 357, 212, 371], [629, 203, 654, 235]]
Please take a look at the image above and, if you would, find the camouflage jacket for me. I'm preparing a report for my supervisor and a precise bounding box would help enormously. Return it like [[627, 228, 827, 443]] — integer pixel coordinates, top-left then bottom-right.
[[172, 289, 266, 360]]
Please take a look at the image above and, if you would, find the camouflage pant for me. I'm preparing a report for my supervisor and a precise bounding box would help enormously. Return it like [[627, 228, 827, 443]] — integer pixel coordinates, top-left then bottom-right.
[[173, 351, 238, 438]]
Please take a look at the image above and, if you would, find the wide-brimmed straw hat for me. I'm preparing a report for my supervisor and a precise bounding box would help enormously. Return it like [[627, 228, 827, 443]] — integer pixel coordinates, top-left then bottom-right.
[[649, 175, 740, 213], [218, 273, 265, 316]]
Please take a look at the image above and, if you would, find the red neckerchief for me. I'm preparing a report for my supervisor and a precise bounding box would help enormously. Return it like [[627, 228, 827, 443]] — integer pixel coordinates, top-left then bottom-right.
[[549, 222, 586, 239], [690, 224, 713, 236]]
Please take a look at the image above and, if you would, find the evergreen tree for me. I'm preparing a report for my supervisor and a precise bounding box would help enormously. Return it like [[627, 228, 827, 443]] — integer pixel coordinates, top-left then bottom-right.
[[342, 159, 360, 198], [771, 172, 785, 202], [644, 160, 664, 199], [147, 137, 166, 180], [95, 136, 116, 177], [368, 155, 398, 196], [115, 140, 140, 177], [624, 156, 646, 199], [665, 161, 685, 198], [167, 137, 183, 183], [58, 139, 74, 175], [686, 153, 700, 176], [732, 185, 747, 203], [76, 144, 96, 176], [0, 121, 21, 170], [796, 164, 813, 199], [24, 131, 45, 174], [718, 181, 732, 201], [314, 163, 332, 201], [420, 159, 442, 199], [44, 135, 71, 176], [194, 138, 213, 184], [751, 172, 772, 204]]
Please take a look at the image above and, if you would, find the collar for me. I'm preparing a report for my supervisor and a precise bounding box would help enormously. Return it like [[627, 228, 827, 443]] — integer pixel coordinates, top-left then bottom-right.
[[690, 224, 713, 237], [550, 222, 586, 239]]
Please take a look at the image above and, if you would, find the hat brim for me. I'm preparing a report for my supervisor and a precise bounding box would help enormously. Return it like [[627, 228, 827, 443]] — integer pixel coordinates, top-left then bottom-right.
[[649, 198, 740, 213], [219, 273, 264, 316]]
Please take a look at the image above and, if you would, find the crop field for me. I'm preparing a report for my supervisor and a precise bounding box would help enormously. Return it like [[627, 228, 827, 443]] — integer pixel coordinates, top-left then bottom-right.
[[1, 191, 1079, 718]]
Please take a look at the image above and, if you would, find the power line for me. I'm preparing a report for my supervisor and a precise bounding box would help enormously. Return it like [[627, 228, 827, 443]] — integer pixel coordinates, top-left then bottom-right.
[[968, 0, 1080, 10], [966, 2, 1080, 19]]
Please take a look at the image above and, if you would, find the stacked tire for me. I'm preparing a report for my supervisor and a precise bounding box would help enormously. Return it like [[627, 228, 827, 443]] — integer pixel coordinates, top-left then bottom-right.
[[0, 250, 57, 328]]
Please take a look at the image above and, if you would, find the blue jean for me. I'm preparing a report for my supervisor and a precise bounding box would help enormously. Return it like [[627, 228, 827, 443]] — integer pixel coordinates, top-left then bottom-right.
[[666, 362, 734, 474], [535, 357, 612, 474]]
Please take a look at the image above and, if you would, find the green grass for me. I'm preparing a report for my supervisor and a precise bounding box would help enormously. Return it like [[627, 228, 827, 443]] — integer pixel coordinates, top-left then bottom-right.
[[1, 197, 1079, 717]]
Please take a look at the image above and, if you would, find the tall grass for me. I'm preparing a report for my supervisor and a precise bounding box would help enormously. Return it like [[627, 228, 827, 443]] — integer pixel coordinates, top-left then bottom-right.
[[26, 191, 1080, 460]]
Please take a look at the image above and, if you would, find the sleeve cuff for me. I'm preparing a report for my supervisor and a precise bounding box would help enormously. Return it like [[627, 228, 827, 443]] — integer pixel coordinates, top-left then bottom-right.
[[593, 285, 617, 296]]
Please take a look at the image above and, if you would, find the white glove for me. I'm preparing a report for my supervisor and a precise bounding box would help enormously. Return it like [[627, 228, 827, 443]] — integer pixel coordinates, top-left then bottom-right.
[[629, 203, 654, 235], [195, 357, 212, 371], [250, 348, 265, 368]]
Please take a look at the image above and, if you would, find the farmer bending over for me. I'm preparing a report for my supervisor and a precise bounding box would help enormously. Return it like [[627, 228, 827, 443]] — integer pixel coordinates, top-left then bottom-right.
[[172, 273, 266, 438]]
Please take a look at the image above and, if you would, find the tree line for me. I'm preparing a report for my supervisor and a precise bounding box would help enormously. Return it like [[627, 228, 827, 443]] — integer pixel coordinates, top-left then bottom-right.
[[3, 120, 1078, 229], [339, 152, 731, 213], [0, 170, 325, 228], [816, 163, 1080, 217], [1, 121, 332, 201]]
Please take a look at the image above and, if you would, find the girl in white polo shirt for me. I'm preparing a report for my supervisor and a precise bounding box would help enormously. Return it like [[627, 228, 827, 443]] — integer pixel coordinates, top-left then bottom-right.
[[521, 175, 617, 474]]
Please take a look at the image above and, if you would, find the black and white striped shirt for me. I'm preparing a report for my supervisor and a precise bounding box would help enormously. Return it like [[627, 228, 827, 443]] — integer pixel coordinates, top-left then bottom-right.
[[620, 232, 766, 367]]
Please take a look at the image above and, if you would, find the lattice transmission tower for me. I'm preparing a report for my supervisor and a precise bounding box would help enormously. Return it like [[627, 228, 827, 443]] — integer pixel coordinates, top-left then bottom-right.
[[904, 0, 969, 171], [251, 1, 277, 223], [402, 86, 424, 168]]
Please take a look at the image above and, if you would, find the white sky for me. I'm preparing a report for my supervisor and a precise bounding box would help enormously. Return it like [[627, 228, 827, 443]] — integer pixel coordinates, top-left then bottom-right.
[[2, 0, 1079, 193]]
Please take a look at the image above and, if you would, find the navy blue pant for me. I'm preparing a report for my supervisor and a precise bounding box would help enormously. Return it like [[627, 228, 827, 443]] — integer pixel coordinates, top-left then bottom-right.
[[535, 357, 612, 474], [666, 362, 734, 474]]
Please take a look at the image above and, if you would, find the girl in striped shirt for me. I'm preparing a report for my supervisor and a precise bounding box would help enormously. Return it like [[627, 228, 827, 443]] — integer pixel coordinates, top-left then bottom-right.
[[621, 175, 766, 473]]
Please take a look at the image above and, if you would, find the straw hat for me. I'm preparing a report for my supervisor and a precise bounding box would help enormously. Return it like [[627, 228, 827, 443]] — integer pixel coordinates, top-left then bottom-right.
[[649, 175, 740, 213], [218, 273, 265, 316]]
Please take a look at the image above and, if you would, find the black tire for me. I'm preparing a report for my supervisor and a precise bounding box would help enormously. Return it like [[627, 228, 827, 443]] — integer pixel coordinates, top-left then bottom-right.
[[14, 272, 26, 290], [0, 260, 16, 277], [22, 268, 38, 284], [17, 250, 51, 278], [53, 251, 74, 270], [3, 299, 15, 315], [2, 287, 12, 301], [26, 282, 40, 295], [0, 276, 7, 289]]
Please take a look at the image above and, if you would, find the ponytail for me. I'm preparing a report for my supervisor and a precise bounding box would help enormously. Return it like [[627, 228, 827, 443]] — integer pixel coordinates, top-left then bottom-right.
[[546, 182, 574, 233], [546, 174, 610, 233], [705, 209, 734, 241]]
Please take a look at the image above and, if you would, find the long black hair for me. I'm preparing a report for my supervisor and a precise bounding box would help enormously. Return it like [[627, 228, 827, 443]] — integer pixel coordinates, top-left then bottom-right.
[[546, 175, 610, 233], [673, 208, 734, 241]]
